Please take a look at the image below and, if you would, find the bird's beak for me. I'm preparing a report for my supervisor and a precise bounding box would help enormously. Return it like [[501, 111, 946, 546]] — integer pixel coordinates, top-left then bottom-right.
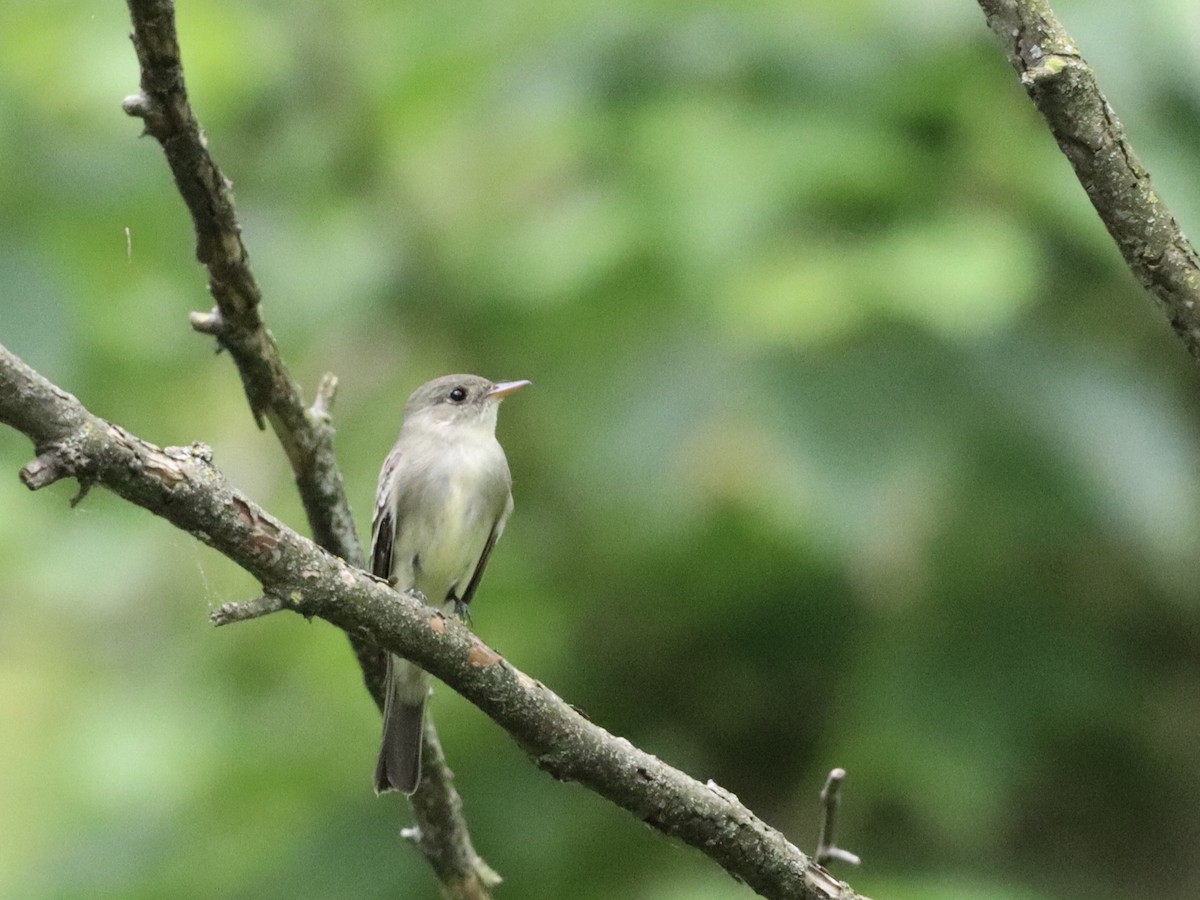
[[487, 379, 532, 399]]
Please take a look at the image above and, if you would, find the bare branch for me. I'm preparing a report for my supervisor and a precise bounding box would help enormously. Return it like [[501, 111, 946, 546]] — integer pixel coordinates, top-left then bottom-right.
[[0, 342, 870, 900], [816, 769, 861, 868], [403, 718, 502, 897], [211, 593, 289, 626], [20, 451, 73, 491], [311, 373, 340, 422], [120, 3, 484, 889], [976, 0, 1200, 361], [122, 0, 361, 568]]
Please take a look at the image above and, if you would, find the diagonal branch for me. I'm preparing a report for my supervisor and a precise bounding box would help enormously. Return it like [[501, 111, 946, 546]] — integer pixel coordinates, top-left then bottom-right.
[[120, 0, 488, 892], [0, 341, 869, 900], [404, 719, 502, 895], [976, 0, 1200, 361], [121, 0, 361, 572]]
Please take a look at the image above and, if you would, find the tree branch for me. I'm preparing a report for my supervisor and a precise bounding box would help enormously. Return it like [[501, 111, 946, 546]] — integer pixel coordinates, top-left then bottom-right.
[[815, 770, 861, 868], [121, 0, 371, 675], [0, 341, 868, 900], [121, 0, 360, 569], [119, 1, 490, 891], [976, 0, 1200, 361], [404, 719, 503, 896]]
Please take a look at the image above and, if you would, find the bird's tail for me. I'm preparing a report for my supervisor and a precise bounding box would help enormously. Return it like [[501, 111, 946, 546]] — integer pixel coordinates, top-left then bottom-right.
[[374, 654, 429, 795]]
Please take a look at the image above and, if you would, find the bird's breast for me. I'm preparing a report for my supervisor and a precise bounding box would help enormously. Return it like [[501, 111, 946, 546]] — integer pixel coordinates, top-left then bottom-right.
[[392, 437, 509, 602]]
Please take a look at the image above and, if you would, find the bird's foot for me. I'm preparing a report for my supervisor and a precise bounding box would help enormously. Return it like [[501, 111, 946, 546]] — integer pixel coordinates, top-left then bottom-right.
[[402, 587, 430, 606]]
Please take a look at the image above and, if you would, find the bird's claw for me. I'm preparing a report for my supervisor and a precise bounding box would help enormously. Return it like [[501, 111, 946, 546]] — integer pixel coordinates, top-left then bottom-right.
[[403, 587, 430, 606]]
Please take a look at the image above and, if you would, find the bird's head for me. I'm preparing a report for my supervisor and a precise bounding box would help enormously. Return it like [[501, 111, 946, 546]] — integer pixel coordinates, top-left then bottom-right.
[[403, 374, 531, 432]]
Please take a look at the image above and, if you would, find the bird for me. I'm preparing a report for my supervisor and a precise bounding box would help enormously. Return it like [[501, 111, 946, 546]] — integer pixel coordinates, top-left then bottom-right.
[[370, 373, 530, 795]]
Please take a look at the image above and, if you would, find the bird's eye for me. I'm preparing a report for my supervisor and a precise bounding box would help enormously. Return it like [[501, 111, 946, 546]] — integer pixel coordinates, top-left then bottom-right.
[[448, 387, 468, 402]]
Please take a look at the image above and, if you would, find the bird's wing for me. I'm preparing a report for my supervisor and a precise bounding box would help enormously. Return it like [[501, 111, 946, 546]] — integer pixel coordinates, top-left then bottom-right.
[[370, 447, 404, 580], [458, 492, 514, 608], [458, 524, 500, 608]]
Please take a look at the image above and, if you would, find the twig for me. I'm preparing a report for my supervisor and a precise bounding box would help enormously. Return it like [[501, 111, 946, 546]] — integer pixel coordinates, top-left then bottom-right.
[[403, 718, 502, 897], [211, 593, 289, 626], [976, 0, 1200, 362], [119, 3, 484, 893], [816, 769, 861, 868], [121, 0, 361, 571], [0, 341, 871, 900], [310, 373, 340, 421]]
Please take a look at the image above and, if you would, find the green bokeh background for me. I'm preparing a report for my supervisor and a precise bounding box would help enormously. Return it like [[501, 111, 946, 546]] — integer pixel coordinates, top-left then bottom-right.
[[3, 2, 1200, 898]]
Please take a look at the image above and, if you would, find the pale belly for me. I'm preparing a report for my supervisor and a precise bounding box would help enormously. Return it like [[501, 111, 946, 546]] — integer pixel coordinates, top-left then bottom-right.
[[390, 451, 505, 605]]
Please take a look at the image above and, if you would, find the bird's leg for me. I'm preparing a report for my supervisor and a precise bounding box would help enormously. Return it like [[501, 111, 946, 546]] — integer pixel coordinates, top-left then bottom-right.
[[402, 587, 430, 606], [451, 596, 472, 624]]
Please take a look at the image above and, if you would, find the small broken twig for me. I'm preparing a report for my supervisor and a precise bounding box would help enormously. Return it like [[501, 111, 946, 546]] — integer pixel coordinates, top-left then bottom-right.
[[816, 768, 861, 868]]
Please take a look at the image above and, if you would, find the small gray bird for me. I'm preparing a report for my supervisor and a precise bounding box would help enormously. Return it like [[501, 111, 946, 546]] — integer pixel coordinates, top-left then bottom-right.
[[371, 373, 530, 795]]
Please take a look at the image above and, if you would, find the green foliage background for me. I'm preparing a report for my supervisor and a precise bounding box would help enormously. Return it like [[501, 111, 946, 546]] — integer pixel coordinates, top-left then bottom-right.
[[3, 2, 1200, 898]]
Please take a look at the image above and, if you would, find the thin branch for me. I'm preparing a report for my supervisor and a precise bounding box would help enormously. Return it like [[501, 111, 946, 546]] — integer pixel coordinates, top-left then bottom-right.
[[121, 0, 360, 568], [311, 373, 340, 422], [403, 718, 502, 897], [976, 0, 1200, 361], [211, 593, 288, 626], [120, 1, 480, 890], [816, 770, 861, 868], [0, 341, 870, 900], [121, 0, 361, 568]]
